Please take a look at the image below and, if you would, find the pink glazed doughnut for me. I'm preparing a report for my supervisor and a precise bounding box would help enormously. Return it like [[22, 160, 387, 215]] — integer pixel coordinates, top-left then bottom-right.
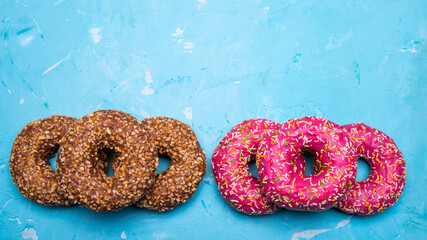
[[257, 116, 357, 211], [212, 119, 294, 215], [336, 123, 407, 215]]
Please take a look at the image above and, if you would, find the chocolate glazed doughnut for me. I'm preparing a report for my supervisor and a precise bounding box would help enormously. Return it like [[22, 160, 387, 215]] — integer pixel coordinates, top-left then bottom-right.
[[10, 115, 109, 206], [134, 117, 206, 211], [10, 115, 79, 206], [58, 110, 157, 212]]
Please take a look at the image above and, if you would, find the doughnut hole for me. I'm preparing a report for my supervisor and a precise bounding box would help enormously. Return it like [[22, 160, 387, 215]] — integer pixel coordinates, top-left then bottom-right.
[[102, 148, 115, 177], [47, 145, 60, 171], [303, 151, 315, 176], [356, 157, 371, 182], [157, 154, 171, 174], [248, 157, 259, 178]]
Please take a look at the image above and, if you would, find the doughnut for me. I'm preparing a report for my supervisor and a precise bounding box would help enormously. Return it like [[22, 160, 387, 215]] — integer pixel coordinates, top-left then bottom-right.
[[9, 115, 110, 206], [335, 123, 406, 215], [57, 110, 157, 212], [9, 115, 78, 206], [212, 119, 295, 215], [135, 117, 206, 211], [257, 116, 357, 211]]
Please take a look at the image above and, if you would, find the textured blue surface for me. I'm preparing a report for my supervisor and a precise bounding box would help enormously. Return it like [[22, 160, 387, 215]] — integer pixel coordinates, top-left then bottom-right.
[[0, 1, 426, 239]]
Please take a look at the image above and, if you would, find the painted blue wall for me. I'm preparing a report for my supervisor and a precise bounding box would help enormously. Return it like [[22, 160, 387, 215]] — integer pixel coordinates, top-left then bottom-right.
[[0, 1, 425, 239]]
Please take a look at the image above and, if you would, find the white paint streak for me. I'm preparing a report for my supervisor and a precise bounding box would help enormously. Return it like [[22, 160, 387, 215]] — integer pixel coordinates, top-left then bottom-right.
[[7, 88, 11, 94], [264, 6, 270, 12], [121, 230, 127, 239], [291, 217, 351, 240], [170, 28, 184, 37], [184, 42, 194, 53], [141, 85, 154, 95], [170, 25, 193, 53], [21, 227, 38, 240], [400, 47, 417, 53], [42, 53, 71, 75], [400, 40, 423, 53], [54, 0, 64, 6], [96, 102, 103, 109], [89, 27, 103, 44], [31, 16, 42, 34], [336, 218, 351, 228], [0, 199, 13, 213], [0, 163, 6, 170], [20, 35, 34, 46], [197, 0, 206, 9], [234, 81, 240, 84], [20, 98, 25, 104], [183, 42, 194, 49], [9, 217, 21, 224], [182, 107, 193, 120], [325, 29, 353, 50], [291, 229, 331, 240], [153, 232, 169, 240], [145, 70, 153, 83]]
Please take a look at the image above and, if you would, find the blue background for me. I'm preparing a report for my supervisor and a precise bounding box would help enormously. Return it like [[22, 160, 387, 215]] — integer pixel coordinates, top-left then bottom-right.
[[0, 1, 426, 239]]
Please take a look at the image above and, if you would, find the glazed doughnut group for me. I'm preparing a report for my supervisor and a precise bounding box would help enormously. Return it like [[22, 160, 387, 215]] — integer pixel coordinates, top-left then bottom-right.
[[10, 112, 407, 215], [9, 110, 206, 212], [212, 117, 406, 215]]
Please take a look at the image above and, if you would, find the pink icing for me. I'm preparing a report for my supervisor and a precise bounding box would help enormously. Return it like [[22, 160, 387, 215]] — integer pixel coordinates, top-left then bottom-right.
[[212, 119, 286, 215], [257, 116, 357, 211], [335, 123, 407, 215]]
